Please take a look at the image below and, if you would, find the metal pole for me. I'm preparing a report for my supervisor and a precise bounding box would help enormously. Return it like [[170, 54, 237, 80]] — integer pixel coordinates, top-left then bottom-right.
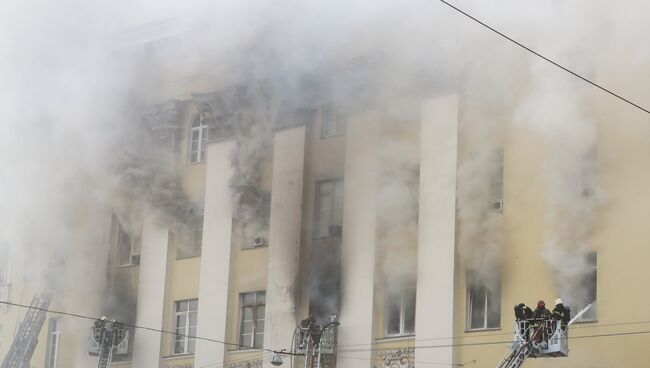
[[316, 340, 322, 368], [303, 340, 310, 368]]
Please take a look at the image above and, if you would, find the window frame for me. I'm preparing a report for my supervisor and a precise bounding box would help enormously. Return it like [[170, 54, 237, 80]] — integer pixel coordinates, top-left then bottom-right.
[[574, 252, 598, 322], [238, 291, 266, 349], [490, 148, 504, 212], [313, 179, 344, 239], [114, 216, 141, 267], [320, 102, 346, 139], [173, 299, 198, 355], [189, 114, 209, 164], [176, 212, 204, 259], [45, 318, 61, 368], [385, 285, 416, 337], [466, 283, 501, 331]]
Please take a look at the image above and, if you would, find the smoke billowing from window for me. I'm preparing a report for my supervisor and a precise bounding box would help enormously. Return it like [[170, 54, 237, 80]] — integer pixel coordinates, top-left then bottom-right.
[[0, 0, 647, 341]]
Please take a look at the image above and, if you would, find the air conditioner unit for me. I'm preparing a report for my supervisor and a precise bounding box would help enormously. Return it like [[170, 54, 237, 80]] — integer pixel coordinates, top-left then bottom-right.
[[130, 254, 140, 265], [253, 237, 267, 248], [491, 200, 503, 212], [328, 225, 342, 236]]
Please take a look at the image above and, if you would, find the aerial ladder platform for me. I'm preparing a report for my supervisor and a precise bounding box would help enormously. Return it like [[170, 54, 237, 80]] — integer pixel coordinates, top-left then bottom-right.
[[496, 301, 595, 368], [0, 293, 53, 368], [88, 317, 129, 368]]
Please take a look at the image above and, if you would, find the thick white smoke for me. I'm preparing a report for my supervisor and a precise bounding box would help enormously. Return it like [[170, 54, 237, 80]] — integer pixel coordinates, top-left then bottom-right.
[[0, 0, 648, 351]]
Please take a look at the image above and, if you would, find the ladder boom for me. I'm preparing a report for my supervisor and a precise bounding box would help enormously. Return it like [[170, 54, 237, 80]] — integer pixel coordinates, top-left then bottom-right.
[[0, 293, 53, 368]]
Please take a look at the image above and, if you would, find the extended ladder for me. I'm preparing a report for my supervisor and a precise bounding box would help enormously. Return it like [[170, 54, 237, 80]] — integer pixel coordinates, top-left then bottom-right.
[[495, 324, 539, 368], [0, 293, 53, 368]]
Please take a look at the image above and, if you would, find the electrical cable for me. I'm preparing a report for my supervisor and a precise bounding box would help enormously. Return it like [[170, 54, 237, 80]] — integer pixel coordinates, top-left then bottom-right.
[[337, 328, 650, 353], [436, 0, 650, 115], [4, 299, 650, 360], [335, 318, 650, 347], [0, 300, 274, 355]]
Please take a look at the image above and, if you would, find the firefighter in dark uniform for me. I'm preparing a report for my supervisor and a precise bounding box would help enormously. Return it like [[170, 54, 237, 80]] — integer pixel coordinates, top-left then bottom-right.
[[552, 298, 571, 331], [532, 300, 552, 348], [514, 303, 533, 340]]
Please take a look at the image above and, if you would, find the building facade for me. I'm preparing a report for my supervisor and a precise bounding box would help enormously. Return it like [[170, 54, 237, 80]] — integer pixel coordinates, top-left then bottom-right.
[[1, 29, 650, 368]]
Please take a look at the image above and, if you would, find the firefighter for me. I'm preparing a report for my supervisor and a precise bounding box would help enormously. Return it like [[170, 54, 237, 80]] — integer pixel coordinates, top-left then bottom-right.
[[298, 315, 316, 349], [534, 300, 551, 319], [514, 303, 533, 340], [532, 300, 551, 348], [552, 298, 571, 331]]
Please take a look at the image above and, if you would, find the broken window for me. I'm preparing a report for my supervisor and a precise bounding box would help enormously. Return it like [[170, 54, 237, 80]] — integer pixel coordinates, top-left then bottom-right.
[[490, 148, 504, 211], [45, 318, 61, 368], [321, 102, 346, 138], [189, 113, 208, 163], [314, 179, 344, 238], [174, 299, 198, 354], [114, 216, 141, 267], [467, 282, 501, 330], [386, 285, 416, 336], [176, 213, 203, 259], [239, 291, 265, 349], [575, 252, 598, 321]]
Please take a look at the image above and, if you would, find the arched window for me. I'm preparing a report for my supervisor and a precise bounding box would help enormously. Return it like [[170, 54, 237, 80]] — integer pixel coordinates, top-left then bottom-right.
[[189, 112, 209, 163]]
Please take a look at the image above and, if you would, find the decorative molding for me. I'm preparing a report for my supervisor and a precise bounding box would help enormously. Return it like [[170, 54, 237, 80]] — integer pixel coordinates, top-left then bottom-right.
[[374, 347, 415, 368], [166, 364, 194, 368], [225, 358, 263, 368]]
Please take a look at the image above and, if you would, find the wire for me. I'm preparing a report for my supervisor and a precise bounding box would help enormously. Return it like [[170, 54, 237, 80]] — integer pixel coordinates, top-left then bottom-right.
[[337, 328, 650, 353], [436, 0, 650, 115], [5, 298, 650, 361], [0, 300, 272, 355], [335, 318, 650, 348]]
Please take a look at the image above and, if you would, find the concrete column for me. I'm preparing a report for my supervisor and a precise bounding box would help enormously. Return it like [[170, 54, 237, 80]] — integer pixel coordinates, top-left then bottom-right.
[[132, 214, 171, 368], [415, 93, 459, 365], [263, 125, 306, 367], [336, 114, 380, 368], [195, 139, 236, 368]]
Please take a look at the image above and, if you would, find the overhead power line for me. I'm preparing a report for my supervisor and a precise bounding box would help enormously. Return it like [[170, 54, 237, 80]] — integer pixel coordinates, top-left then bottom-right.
[[437, 0, 650, 115], [336, 318, 650, 348], [4, 299, 650, 362], [337, 328, 650, 353], [0, 300, 273, 355]]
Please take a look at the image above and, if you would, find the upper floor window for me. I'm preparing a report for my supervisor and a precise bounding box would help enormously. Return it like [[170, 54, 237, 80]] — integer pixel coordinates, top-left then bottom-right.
[[321, 103, 346, 138], [189, 113, 209, 163], [490, 148, 504, 212], [386, 285, 416, 336], [174, 299, 198, 355], [114, 216, 141, 267], [467, 281, 501, 330], [239, 291, 265, 349], [314, 179, 344, 238], [177, 212, 203, 259], [575, 252, 597, 322], [45, 318, 61, 368]]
